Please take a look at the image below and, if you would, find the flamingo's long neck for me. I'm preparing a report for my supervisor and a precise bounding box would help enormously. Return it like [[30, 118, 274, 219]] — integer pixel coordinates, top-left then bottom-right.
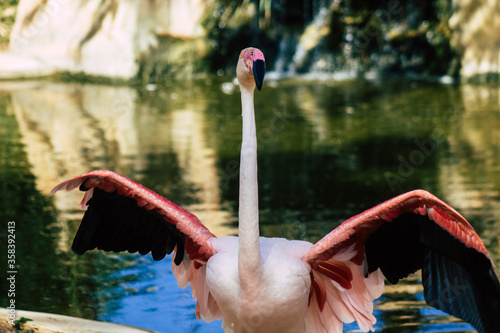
[[238, 85, 262, 293]]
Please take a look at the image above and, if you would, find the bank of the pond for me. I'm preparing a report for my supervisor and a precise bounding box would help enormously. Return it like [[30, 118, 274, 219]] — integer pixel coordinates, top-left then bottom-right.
[[0, 308, 157, 333]]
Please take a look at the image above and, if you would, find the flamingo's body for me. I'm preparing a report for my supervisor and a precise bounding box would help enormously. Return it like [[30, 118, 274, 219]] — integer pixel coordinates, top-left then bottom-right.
[[52, 48, 500, 333]]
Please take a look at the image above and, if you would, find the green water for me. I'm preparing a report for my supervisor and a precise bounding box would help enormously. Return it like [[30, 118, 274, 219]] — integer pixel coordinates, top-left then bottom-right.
[[0, 78, 499, 332]]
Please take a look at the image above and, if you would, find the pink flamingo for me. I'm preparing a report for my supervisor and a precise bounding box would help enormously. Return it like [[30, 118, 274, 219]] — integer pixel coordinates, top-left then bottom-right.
[[52, 48, 500, 333]]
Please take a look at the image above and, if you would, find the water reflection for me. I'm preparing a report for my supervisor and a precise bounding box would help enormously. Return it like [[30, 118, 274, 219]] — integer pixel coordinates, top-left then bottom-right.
[[0, 78, 498, 332], [0, 95, 98, 319]]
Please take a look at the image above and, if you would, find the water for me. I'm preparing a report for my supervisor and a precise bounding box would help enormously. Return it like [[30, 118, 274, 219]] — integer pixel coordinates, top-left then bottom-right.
[[0, 77, 499, 333]]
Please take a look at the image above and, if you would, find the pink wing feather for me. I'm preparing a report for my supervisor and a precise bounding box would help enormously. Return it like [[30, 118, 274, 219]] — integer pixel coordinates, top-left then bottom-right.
[[302, 189, 499, 333], [51, 170, 222, 321], [304, 189, 489, 263], [51, 169, 217, 259]]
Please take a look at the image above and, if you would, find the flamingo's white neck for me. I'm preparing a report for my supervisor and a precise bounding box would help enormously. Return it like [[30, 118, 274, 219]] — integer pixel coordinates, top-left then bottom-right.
[[238, 84, 262, 293]]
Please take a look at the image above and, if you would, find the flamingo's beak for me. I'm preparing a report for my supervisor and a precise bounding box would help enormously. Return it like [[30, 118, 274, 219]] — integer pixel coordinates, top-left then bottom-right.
[[252, 51, 266, 91]]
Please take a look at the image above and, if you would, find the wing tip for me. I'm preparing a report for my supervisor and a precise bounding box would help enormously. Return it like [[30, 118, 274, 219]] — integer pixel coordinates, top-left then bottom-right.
[[50, 178, 83, 195], [50, 170, 118, 196]]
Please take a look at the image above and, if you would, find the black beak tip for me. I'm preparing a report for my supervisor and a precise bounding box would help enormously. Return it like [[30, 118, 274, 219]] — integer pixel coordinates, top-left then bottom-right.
[[253, 59, 265, 91]]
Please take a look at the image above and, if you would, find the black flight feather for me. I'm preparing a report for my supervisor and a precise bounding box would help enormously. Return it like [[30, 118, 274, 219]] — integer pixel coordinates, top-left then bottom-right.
[[365, 213, 500, 333], [71, 187, 186, 265]]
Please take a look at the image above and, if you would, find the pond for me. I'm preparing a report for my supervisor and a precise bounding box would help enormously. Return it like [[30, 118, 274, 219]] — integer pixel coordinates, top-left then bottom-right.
[[0, 76, 499, 333]]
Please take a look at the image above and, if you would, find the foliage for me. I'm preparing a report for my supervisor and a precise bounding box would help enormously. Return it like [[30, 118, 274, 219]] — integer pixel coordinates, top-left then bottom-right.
[[0, 0, 457, 80], [0, 0, 17, 50], [12, 317, 33, 333], [202, 0, 456, 76]]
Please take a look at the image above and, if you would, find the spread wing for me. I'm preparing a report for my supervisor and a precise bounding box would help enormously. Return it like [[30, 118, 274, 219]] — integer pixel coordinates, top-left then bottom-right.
[[51, 170, 222, 320], [51, 170, 216, 263], [302, 190, 500, 333]]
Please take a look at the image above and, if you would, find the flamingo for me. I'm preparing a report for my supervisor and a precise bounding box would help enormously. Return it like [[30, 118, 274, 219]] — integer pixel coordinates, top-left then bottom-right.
[[51, 47, 500, 333]]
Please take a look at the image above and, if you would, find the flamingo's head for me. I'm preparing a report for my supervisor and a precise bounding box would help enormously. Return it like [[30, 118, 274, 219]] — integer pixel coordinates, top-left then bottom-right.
[[237, 47, 266, 91]]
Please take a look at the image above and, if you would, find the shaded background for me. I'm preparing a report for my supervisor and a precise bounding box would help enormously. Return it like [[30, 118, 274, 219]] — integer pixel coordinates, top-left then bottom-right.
[[1, 0, 499, 82]]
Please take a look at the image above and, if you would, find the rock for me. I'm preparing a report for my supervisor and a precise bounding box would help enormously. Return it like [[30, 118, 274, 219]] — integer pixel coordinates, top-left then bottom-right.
[[1, 0, 211, 81], [0, 52, 56, 78], [0, 307, 158, 333]]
